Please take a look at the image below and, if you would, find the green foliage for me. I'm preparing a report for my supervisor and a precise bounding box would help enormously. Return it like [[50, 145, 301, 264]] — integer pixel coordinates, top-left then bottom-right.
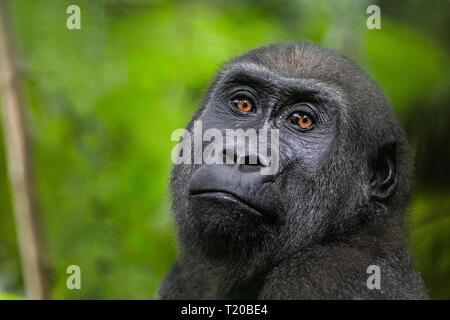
[[0, 292, 22, 300], [0, 0, 448, 299], [364, 19, 449, 118], [410, 192, 450, 299]]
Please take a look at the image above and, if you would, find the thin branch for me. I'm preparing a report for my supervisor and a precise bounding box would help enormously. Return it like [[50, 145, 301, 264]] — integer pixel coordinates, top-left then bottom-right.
[[0, 0, 50, 299]]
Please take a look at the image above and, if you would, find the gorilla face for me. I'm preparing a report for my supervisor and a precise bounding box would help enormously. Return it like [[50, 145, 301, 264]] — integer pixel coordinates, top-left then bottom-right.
[[171, 42, 408, 260]]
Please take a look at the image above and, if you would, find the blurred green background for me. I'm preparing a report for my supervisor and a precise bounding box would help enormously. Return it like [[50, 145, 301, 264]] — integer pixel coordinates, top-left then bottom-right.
[[0, 0, 448, 299]]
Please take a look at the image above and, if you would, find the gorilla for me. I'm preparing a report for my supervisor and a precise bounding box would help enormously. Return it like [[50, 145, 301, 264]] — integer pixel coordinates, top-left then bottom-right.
[[159, 41, 429, 299]]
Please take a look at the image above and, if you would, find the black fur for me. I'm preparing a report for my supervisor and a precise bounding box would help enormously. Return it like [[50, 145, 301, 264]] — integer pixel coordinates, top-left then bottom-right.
[[159, 41, 428, 299]]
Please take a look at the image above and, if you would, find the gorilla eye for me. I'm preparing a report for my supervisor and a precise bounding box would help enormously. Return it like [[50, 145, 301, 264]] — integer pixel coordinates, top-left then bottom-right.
[[232, 99, 253, 112], [290, 113, 314, 129]]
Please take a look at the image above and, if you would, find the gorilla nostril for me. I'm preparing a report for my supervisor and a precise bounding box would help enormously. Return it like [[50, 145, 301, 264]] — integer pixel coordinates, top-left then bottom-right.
[[237, 153, 270, 173], [239, 154, 262, 166], [222, 148, 237, 165], [221, 146, 270, 172]]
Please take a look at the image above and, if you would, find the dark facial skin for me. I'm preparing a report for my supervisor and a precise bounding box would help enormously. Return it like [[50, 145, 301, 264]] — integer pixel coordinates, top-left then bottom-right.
[[161, 41, 429, 299], [187, 67, 338, 257]]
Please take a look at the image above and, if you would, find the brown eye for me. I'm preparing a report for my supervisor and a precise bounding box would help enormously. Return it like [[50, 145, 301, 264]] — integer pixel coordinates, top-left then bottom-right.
[[290, 113, 314, 129], [233, 99, 253, 112], [298, 115, 313, 128]]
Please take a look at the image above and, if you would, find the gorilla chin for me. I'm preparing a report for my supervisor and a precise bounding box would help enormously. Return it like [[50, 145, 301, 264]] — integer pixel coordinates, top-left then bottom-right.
[[187, 192, 274, 257], [187, 163, 280, 256]]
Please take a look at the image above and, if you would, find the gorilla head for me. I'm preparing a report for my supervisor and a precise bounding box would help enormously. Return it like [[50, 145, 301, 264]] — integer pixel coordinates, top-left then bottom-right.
[[162, 41, 426, 299]]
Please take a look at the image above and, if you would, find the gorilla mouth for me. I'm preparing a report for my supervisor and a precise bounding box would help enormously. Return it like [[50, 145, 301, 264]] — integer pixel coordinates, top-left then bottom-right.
[[189, 190, 265, 219]]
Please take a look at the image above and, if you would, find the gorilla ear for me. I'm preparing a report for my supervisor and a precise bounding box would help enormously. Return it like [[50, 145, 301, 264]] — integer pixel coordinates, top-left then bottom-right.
[[370, 143, 397, 200]]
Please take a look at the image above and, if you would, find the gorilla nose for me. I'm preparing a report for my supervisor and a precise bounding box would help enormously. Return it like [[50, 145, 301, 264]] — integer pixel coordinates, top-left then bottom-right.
[[221, 146, 270, 173]]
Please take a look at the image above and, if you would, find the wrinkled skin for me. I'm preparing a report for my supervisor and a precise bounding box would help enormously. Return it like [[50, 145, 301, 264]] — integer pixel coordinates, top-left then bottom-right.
[[159, 41, 429, 299]]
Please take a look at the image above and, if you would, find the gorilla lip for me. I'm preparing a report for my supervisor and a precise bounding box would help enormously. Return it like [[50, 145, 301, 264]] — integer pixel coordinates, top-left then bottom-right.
[[189, 189, 265, 218]]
